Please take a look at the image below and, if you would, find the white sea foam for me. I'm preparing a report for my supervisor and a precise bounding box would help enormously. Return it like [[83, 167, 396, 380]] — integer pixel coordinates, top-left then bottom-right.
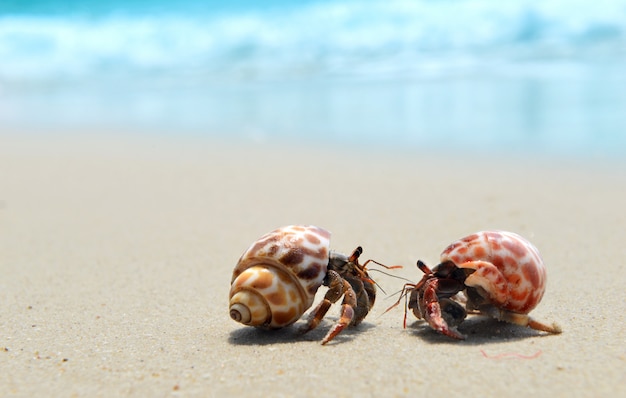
[[0, 0, 624, 82]]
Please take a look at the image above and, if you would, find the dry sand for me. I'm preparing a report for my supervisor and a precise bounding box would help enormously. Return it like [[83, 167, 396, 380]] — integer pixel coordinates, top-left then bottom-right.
[[1, 133, 625, 397]]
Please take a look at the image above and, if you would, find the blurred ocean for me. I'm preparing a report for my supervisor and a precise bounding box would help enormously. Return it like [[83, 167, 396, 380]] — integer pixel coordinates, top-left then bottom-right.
[[1, 0, 625, 156]]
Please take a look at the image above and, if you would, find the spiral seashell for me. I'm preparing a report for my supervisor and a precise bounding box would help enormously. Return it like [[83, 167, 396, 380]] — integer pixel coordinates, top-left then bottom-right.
[[229, 225, 330, 329]]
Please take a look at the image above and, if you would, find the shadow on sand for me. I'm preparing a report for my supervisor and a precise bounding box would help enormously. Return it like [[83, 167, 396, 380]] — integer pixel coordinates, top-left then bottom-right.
[[227, 320, 376, 346], [406, 316, 561, 345]]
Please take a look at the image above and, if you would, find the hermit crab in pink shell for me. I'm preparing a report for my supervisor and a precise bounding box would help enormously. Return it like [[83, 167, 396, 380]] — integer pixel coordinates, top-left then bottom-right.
[[388, 231, 562, 339], [229, 225, 400, 345]]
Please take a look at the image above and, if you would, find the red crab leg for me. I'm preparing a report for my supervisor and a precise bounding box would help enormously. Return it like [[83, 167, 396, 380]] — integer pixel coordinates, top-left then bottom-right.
[[383, 282, 419, 328], [485, 308, 562, 334]]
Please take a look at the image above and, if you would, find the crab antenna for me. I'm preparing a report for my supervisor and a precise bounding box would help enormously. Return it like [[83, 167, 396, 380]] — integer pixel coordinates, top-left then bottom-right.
[[384, 288, 406, 299], [358, 272, 397, 296], [350, 251, 405, 295], [353, 264, 387, 295], [362, 259, 403, 270], [372, 279, 387, 295], [358, 258, 406, 290], [367, 268, 412, 282]]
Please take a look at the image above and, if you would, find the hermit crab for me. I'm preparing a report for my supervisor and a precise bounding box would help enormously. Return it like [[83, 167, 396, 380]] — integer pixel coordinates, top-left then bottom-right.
[[390, 231, 561, 339], [229, 225, 395, 345]]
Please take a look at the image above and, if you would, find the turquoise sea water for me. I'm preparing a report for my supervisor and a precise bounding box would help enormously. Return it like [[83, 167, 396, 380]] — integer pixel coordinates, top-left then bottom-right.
[[1, 0, 625, 156]]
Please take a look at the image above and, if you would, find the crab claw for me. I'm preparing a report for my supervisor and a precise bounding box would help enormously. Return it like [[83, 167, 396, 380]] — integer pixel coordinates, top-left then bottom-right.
[[421, 282, 466, 340], [423, 300, 466, 340], [439, 298, 467, 328]]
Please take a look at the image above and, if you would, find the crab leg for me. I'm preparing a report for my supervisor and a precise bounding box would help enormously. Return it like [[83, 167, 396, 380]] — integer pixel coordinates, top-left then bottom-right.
[[483, 307, 562, 334], [321, 290, 356, 345], [348, 277, 371, 326], [300, 270, 357, 345]]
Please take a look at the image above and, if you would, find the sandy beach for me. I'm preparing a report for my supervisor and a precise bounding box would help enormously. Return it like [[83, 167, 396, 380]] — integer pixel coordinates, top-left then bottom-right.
[[1, 133, 625, 397]]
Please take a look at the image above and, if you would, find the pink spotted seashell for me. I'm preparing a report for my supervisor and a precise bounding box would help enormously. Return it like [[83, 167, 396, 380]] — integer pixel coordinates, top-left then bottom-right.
[[440, 230, 546, 314]]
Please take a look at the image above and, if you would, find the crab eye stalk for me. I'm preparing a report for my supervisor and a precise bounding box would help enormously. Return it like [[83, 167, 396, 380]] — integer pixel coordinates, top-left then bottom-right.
[[348, 246, 363, 262], [416, 260, 433, 275]]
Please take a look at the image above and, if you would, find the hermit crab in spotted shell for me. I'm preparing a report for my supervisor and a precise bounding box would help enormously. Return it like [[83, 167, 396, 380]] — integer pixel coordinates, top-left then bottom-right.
[[388, 231, 562, 340], [229, 225, 400, 345]]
